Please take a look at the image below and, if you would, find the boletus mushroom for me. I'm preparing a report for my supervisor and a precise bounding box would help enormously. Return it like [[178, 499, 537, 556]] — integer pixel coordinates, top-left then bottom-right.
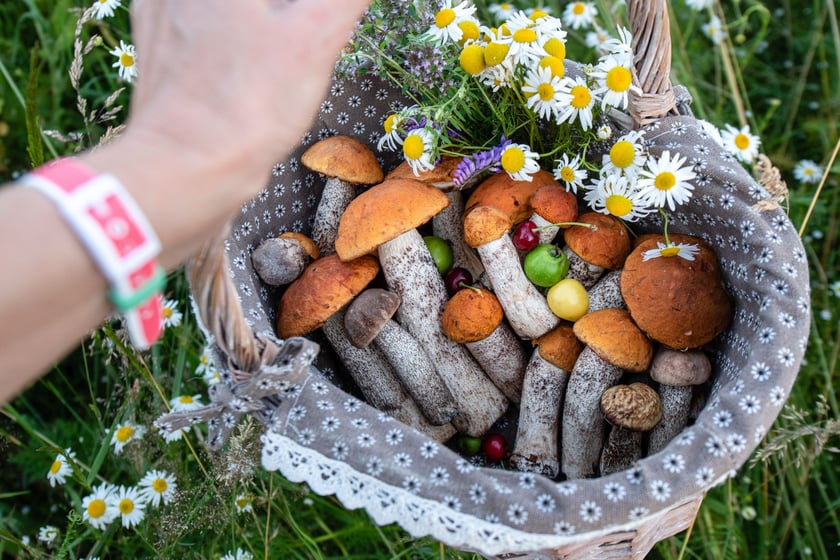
[[562, 212, 632, 289], [599, 382, 662, 475]]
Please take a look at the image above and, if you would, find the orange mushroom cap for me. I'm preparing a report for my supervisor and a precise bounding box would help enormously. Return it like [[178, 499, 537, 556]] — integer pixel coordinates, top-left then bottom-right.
[[441, 287, 504, 344], [464, 169, 558, 224], [300, 135, 384, 185], [573, 308, 653, 373], [385, 155, 464, 190], [563, 212, 632, 269], [530, 183, 578, 226], [532, 323, 583, 372]]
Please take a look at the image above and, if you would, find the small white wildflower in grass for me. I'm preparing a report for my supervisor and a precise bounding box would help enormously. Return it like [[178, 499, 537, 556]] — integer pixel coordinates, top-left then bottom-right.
[[793, 159, 823, 184], [37, 525, 60, 545], [686, 0, 714, 11], [46, 448, 75, 487], [585, 29, 611, 53], [741, 505, 757, 520], [590, 54, 640, 110], [170, 394, 203, 412], [159, 424, 189, 443], [488, 2, 516, 22], [139, 470, 177, 507], [161, 298, 183, 328], [377, 113, 404, 151], [637, 150, 697, 210], [602, 130, 647, 178], [562, 2, 597, 30], [109, 40, 137, 83], [522, 65, 564, 120], [234, 494, 254, 513], [642, 242, 701, 262], [425, 0, 477, 45], [82, 483, 119, 530], [556, 75, 597, 130], [196, 346, 220, 385], [115, 486, 146, 528], [721, 124, 761, 163], [402, 128, 437, 175], [830, 280, 840, 298], [702, 16, 724, 45], [91, 0, 121, 19], [221, 547, 254, 560], [110, 421, 146, 455], [819, 309, 832, 321], [500, 143, 540, 181], [584, 173, 652, 222], [595, 124, 613, 141], [553, 153, 588, 193]]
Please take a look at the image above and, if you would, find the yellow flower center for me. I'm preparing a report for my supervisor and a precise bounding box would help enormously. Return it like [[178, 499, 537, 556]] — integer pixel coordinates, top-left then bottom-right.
[[88, 499, 107, 519], [543, 37, 566, 60], [559, 166, 576, 183], [530, 9, 549, 20], [501, 147, 526, 173], [179, 395, 194, 404], [116, 425, 134, 443], [435, 8, 456, 28], [383, 114, 398, 134], [120, 53, 134, 68], [50, 460, 62, 474], [484, 42, 510, 66], [605, 195, 633, 217], [734, 133, 751, 150], [804, 168, 813, 175], [654, 171, 677, 191], [609, 140, 636, 168], [513, 28, 537, 44], [536, 83, 556, 102], [538, 55, 565, 79], [573, 3, 586, 15], [660, 246, 681, 257], [163, 307, 173, 318], [458, 21, 480, 44], [236, 497, 251, 509], [152, 478, 168, 493], [605, 65, 632, 92], [119, 498, 134, 515], [459, 44, 486, 75], [403, 135, 425, 161], [570, 85, 591, 109]]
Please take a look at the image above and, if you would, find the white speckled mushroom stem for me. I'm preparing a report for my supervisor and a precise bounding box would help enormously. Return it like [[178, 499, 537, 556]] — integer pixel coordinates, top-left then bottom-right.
[[391, 397, 458, 443], [322, 312, 405, 412], [374, 320, 459, 426], [433, 191, 486, 280], [563, 246, 605, 289], [599, 426, 643, 476], [530, 212, 560, 245], [510, 348, 570, 478], [647, 384, 692, 454], [378, 229, 509, 437], [587, 270, 625, 313], [465, 323, 527, 403], [311, 176, 355, 255], [561, 347, 624, 479], [476, 235, 559, 340]]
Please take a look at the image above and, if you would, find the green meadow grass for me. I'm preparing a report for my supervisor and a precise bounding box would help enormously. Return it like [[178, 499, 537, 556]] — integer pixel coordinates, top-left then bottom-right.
[[1, 1, 838, 558]]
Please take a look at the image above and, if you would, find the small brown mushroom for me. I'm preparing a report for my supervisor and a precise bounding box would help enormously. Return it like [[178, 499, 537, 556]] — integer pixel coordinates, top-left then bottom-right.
[[252, 232, 319, 286], [561, 308, 653, 479], [301, 135, 384, 255], [528, 182, 578, 245], [647, 347, 711, 454], [599, 382, 662, 475], [562, 212, 632, 289], [345, 289, 458, 426]]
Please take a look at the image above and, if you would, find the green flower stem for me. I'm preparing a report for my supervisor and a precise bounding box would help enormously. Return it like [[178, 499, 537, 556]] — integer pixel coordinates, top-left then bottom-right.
[[534, 221, 597, 231]]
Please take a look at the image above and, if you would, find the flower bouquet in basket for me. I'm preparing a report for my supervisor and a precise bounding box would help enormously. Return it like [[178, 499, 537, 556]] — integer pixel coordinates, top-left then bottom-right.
[[156, 0, 810, 556]]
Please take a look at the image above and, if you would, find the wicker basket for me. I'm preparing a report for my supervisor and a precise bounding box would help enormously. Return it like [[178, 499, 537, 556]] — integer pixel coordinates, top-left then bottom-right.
[[158, 1, 810, 557]]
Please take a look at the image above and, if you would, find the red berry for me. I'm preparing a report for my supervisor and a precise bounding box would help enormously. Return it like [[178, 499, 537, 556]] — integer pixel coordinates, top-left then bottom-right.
[[444, 267, 473, 296], [512, 220, 539, 252], [482, 433, 507, 462]]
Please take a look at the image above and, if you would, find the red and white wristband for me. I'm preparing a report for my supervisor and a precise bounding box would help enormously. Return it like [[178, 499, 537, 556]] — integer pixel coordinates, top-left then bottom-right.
[[19, 157, 166, 349]]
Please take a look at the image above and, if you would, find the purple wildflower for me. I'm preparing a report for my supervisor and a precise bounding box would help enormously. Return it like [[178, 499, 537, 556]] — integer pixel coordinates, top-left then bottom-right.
[[453, 137, 513, 188]]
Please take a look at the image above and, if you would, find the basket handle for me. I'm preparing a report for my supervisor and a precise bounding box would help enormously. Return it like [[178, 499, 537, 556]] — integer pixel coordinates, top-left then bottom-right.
[[627, 0, 678, 127]]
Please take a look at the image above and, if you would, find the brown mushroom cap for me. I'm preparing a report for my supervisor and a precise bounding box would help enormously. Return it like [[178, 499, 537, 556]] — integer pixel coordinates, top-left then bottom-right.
[[464, 169, 558, 224], [530, 183, 578, 225], [276, 254, 379, 338], [620, 233, 733, 349], [463, 204, 513, 248], [343, 288, 401, 348], [563, 212, 632, 269], [600, 382, 663, 431], [573, 308, 653, 373], [301, 135, 384, 185], [385, 155, 464, 190], [334, 178, 450, 261], [441, 287, 504, 344], [532, 323, 583, 372], [278, 231, 320, 260], [650, 347, 712, 386]]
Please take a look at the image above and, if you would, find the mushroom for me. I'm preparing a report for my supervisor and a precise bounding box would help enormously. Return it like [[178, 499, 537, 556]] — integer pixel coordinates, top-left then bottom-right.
[[441, 286, 527, 402], [335, 178, 509, 436], [510, 324, 583, 478], [301, 135, 384, 255], [647, 347, 711, 454], [252, 232, 319, 286], [561, 308, 653, 479], [344, 288, 458, 426], [528, 182, 578, 245], [463, 205, 559, 340], [562, 212, 632, 289], [586, 269, 625, 313], [599, 382, 662, 475], [464, 169, 559, 225]]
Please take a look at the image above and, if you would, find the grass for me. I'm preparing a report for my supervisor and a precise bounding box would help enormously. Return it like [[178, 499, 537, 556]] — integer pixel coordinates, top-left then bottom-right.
[[1, 0, 838, 558]]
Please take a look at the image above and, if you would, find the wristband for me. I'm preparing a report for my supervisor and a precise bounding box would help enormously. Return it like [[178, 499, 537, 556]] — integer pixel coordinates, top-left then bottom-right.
[[19, 157, 165, 349]]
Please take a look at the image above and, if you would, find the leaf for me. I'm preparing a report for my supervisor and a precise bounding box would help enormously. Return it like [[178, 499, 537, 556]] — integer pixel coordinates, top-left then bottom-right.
[[24, 43, 45, 168]]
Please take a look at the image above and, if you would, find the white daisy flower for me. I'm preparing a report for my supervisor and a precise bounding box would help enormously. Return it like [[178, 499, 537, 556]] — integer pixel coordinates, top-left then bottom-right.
[[584, 173, 652, 222], [686, 0, 714, 10], [158, 424, 189, 443], [161, 299, 183, 328], [502, 11, 548, 66], [637, 150, 697, 210], [82, 483, 119, 530], [47, 448, 75, 487], [234, 494, 254, 513], [702, 16, 724, 45], [109, 40, 137, 83], [115, 485, 146, 529], [556, 75, 597, 130], [138, 469, 177, 507], [793, 159, 823, 184], [595, 124, 613, 141], [562, 2, 597, 30], [721, 124, 761, 162], [602, 130, 647, 178], [540, 29, 568, 63], [221, 547, 254, 560], [488, 2, 516, 22], [402, 127, 437, 175], [698, 119, 724, 146], [602, 26, 634, 67], [642, 242, 701, 262], [110, 421, 146, 455], [500, 143, 540, 181], [169, 394, 204, 412], [553, 153, 588, 193], [591, 54, 641, 110], [377, 113, 404, 152], [830, 280, 840, 298], [522, 65, 564, 120], [37, 525, 60, 545], [585, 29, 611, 53], [425, 0, 477, 45], [91, 0, 121, 19]]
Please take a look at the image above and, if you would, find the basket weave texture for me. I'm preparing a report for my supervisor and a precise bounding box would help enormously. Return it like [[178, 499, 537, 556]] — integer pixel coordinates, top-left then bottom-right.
[[159, 1, 811, 557]]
